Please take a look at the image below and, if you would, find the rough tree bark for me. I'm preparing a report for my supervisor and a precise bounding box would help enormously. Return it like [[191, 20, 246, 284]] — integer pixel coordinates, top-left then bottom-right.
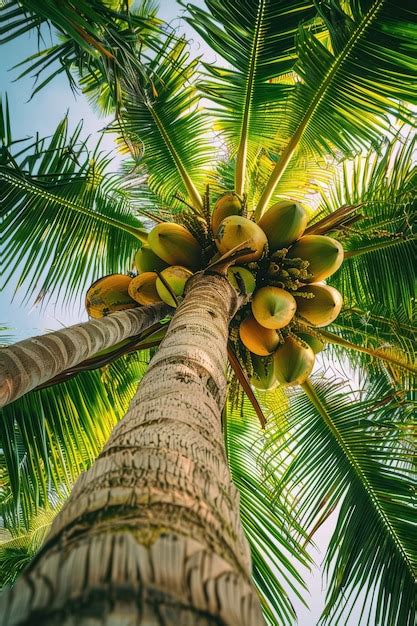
[[0, 273, 265, 626], [0, 302, 170, 408]]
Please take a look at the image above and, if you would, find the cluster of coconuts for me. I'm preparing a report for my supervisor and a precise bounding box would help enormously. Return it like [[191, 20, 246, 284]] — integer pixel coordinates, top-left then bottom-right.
[[85, 192, 344, 387]]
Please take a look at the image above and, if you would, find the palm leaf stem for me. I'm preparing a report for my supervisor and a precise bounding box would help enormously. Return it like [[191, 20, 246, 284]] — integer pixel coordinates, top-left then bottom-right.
[[234, 0, 266, 196], [344, 235, 417, 259], [319, 329, 416, 374], [305, 204, 362, 235], [0, 170, 149, 243], [300, 378, 416, 581], [255, 0, 385, 218], [343, 308, 415, 333], [147, 104, 203, 212], [255, 123, 303, 219]]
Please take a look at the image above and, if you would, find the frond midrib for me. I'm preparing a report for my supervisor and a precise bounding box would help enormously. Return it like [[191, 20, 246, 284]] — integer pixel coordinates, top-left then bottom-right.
[[256, 0, 386, 216], [302, 378, 416, 582], [0, 169, 147, 241], [235, 0, 266, 195]]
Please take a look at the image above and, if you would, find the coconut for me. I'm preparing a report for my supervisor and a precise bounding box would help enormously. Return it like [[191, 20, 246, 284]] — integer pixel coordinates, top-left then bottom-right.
[[251, 356, 278, 391], [258, 200, 307, 250], [128, 272, 161, 305], [239, 315, 280, 356], [274, 336, 315, 386], [211, 192, 243, 233], [251, 286, 297, 329], [287, 235, 344, 282], [296, 284, 343, 327], [148, 223, 201, 270], [155, 266, 193, 307], [227, 266, 256, 295], [215, 215, 267, 263], [134, 246, 168, 273], [85, 274, 138, 319], [296, 332, 324, 353]]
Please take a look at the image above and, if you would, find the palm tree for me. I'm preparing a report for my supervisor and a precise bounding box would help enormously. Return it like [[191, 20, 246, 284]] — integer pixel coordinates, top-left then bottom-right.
[[0, 0, 416, 624]]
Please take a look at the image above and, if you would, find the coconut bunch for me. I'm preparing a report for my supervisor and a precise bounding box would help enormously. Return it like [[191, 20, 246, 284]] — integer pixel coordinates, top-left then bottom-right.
[[85, 190, 345, 387], [85, 220, 206, 317]]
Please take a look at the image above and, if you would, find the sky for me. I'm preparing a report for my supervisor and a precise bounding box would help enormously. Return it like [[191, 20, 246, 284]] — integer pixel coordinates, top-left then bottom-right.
[[0, 2, 341, 624]]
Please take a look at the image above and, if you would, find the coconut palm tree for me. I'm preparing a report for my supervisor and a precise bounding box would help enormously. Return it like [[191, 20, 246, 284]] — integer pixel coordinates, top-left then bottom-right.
[[0, 1, 416, 625]]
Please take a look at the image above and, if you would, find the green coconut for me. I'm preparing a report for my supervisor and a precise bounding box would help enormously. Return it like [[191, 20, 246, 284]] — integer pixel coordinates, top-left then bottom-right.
[[134, 246, 168, 273], [227, 266, 256, 295], [251, 286, 297, 329], [296, 332, 324, 354], [258, 200, 308, 250], [296, 283, 343, 327], [287, 235, 344, 282], [155, 266, 193, 307], [251, 356, 278, 391], [211, 192, 243, 233], [274, 336, 315, 386], [215, 215, 267, 263], [148, 223, 201, 270]]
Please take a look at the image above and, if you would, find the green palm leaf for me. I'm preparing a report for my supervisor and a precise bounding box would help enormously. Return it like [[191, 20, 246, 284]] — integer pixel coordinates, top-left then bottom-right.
[[315, 132, 417, 318], [225, 395, 310, 626], [0, 107, 147, 307], [256, 0, 417, 215], [0, 353, 148, 528], [184, 0, 319, 194], [116, 35, 214, 209], [0, 507, 59, 589], [265, 374, 416, 626]]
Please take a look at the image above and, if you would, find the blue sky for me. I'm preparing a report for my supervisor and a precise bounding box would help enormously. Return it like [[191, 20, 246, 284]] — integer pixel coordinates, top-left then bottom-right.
[[0, 3, 342, 624]]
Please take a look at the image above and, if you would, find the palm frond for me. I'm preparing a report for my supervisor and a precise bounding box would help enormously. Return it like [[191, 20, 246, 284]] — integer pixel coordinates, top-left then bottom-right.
[[264, 374, 416, 626], [184, 0, 319, 193], [256, 0, 417, 215], [0, 506, 59, 589], [0, 106, 147, 308], [225, 396, 310, 626], [115, 35, 214, 209], [0, 352, 148, 528], [317, 132, 417, 318]]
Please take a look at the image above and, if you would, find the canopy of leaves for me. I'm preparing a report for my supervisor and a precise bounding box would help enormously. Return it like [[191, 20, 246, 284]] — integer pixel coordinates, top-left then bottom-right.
[[0, 0, 416, 624]]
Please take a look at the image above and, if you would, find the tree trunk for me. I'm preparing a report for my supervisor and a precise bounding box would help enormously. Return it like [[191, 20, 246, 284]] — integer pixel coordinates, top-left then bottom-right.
[[0, 302, 170, 408], [0, 273, 265, 626]]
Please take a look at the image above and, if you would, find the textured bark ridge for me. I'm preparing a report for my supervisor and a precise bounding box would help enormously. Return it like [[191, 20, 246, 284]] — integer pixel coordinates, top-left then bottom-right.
[[0, 274, 265, 626], [0, 302, 169, 408]]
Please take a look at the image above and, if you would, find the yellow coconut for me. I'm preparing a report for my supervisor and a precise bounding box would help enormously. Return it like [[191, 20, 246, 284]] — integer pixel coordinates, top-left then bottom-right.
[[227, 266, 256, 295], [258, 200, 308, 251], [211, 192, 243, 233], [148, 223, 201, 270], [296, 284, 343, 327], [251, 356, 278, 391], [239, 315, 280, 356], [134, 246, 168, 274], [274, 336, 315, 386], [155, 266, 193, 307], [215, 215, 267, 263], [251, 286, 297, 329], [128, 272, 161, 306], [85, 274, 138, 319], [287, 235, 344, 282], [295, 332, 324, 354]]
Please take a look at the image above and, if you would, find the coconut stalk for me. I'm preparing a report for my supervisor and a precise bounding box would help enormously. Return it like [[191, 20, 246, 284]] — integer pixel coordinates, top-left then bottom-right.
[[0, 302, 171, 408], [0, 273, 265, 626]]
